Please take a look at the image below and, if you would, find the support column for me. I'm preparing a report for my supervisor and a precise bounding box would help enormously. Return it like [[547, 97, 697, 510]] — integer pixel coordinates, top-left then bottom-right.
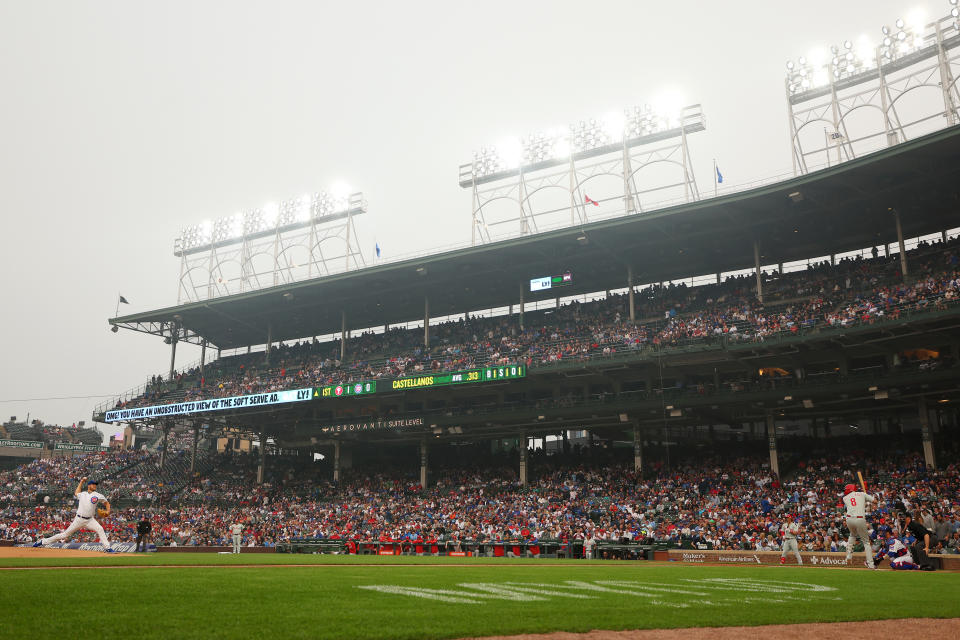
[[265, 322, 273, 365], [190, 423, 199, 472], [919, 397, 936, 470], [419, 438, 429, 489], [333, 441, 341, 483], [519, 287, 525, 330], [766, 412, 779, 478], [257, 431, 267, 484], [894, 209, 908, 279], [160, 423, 170, 470], [424, 297, 430, 348], [200, 339, 207, 378], [340, 311, 347, 362], [627, 265, 635, 322], [168, 326, 178, 380], [519, 433, 528, 487], [633, 423, 642, 473], [753, 241, 763, 304]]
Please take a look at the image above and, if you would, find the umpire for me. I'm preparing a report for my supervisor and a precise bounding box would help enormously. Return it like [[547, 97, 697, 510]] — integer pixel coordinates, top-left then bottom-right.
[[136, 514, 152, 552], [903, 512, 936, 570]]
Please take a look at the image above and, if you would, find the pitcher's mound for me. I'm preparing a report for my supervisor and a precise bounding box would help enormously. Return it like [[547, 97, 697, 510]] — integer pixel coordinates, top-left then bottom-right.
[[0, 546, 109, 558]]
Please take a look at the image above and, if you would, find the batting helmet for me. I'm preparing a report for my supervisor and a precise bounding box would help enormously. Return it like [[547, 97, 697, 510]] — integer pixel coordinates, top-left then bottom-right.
[[844, 483, 856, 495]]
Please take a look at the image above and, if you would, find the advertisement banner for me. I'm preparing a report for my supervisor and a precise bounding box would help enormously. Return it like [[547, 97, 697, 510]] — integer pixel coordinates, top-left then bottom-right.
[[319, 417, 425, 434], [669, 549, 858, 566], [53, 442, 108, 452], [105, 388, 314, 422], [18, 541, 155, 553], [0, 439, 43, 449]]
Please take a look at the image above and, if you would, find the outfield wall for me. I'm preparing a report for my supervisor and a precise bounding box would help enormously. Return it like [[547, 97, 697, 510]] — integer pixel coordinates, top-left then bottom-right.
[[668, 549, 960, 570]]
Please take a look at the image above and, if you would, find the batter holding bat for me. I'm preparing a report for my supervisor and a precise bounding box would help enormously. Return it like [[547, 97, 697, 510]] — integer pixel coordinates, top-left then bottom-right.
[[33, 476, 114, 552], [842, 472, 875, 569]]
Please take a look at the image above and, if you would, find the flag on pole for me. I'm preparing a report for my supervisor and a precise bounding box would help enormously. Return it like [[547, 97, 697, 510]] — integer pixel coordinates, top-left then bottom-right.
[[715, 165, 723, 184], [585, 195, 600, 207], [375, 243, 381, 258], [119, 295, 129, 304], [826, 130, 845, 144]]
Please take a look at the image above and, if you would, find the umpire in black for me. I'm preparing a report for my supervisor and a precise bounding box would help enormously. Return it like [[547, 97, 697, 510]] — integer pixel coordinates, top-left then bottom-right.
[[903, 512, 936, 569], [136, 514, 153, 552]]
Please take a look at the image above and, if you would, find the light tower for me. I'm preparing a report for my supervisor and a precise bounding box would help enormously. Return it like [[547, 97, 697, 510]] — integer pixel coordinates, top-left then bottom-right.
[[459, 100, 705, 245], [785, 2, 960, 175], [174, 186, 367, 303]]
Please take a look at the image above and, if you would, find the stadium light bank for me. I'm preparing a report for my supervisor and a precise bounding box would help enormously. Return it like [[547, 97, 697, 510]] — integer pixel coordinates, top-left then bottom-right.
[[785, 1, 960, 175], [459, 96, 705, 244], [172, 183, 367, 303]]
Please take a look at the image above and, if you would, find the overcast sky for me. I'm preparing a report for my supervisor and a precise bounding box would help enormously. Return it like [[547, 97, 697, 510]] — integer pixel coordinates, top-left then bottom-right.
[[0, 0, 946, 440]]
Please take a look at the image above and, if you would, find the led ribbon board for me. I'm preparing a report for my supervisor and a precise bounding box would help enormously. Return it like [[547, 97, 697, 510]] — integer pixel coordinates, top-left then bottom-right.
[[314, 380, 377, 398], [104, 388, 314, 422], [530, 272, 572, 293], [390, 365, 525, 391]]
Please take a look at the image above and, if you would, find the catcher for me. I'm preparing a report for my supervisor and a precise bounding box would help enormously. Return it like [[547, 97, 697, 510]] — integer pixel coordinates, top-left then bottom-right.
[[34, 476, 114, 552]]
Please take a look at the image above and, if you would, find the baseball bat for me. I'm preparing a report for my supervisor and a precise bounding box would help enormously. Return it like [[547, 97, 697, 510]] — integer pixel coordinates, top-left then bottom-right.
[[857, 471, 867, 492]]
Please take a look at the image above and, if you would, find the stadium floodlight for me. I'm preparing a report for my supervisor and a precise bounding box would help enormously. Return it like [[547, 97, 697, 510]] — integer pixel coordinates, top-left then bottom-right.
[[785, 1, 960, 177], [463, 98, 704, 185], [786, 2, 960, 95], [174, 185, 366, 256]]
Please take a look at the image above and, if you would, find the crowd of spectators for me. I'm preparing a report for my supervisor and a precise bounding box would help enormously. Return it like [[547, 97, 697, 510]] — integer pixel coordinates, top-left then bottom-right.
[[3, 441, 957, 559], [108, 238, 960, 413]]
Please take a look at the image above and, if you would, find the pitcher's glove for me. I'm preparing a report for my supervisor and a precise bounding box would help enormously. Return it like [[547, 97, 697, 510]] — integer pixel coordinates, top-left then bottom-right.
[[96, 508, 109, 519]]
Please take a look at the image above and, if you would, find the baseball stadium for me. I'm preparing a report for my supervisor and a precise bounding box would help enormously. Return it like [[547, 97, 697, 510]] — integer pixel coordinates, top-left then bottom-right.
[[4, 3, 960, 640]]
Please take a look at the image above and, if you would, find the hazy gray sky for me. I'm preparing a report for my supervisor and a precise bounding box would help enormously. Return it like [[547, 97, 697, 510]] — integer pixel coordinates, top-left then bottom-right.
[[0, 0, 945, 439]]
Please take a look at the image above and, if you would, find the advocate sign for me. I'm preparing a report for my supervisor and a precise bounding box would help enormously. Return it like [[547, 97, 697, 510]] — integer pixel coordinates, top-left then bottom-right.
[[105, 388, 313, 422], [670, 549, 856, 566]]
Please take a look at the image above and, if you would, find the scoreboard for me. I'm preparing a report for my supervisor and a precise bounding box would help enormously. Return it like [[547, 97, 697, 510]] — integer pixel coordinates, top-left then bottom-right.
[[390, 365, 525, 390], [315, 380, 377, 398], [106, 365, 526, 422]]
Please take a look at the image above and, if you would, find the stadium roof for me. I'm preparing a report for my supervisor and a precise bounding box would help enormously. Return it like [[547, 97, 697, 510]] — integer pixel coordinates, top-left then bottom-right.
[[111, 125, 960, 350]]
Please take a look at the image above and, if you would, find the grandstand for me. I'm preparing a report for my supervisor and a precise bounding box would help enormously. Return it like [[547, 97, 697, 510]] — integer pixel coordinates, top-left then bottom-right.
[[93, 125, 960, 495]]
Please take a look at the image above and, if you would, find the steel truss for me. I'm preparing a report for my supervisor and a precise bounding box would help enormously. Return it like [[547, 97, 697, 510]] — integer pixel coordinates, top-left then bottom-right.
[[460, 106, 705, 245], [176, 195, 367, 303], [787, 17, 960, 175]]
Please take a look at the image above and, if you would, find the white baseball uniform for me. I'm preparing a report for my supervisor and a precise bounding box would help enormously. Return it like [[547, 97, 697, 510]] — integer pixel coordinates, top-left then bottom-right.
[[780, 521, 802, 564], [41, 490, 111, 549], [230, 523, 243, 553], [842, 491, 875, 568], [885, 538, 917, 569]]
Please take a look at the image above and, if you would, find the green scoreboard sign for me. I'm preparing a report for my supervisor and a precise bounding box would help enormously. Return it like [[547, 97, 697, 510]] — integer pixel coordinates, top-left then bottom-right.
[[311, 365, 526, 400], [314, 380, 377, 399], [390, 365, 525, 391]]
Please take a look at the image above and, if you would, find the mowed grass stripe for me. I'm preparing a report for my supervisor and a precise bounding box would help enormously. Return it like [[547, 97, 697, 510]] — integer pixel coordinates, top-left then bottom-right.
[[1, 563, 958, 640]]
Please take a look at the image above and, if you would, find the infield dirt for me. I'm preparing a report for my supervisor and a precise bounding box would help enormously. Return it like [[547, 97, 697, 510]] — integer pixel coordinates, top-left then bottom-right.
[[463, 618, 960, 640]]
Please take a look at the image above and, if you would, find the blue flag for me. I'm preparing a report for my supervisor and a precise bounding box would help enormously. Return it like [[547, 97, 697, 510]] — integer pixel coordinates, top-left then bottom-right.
[[375, 243, 381, 258], [716, 166, 724, 184]]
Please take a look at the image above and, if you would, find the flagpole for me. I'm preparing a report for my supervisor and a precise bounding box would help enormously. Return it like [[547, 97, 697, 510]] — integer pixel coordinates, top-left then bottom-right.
[[824, 128, 831, 168], [115, 292, 120, 318]]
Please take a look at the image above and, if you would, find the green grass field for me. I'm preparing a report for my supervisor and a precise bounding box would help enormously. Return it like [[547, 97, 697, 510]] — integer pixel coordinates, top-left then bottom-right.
[[1, 554, 958, 640]]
